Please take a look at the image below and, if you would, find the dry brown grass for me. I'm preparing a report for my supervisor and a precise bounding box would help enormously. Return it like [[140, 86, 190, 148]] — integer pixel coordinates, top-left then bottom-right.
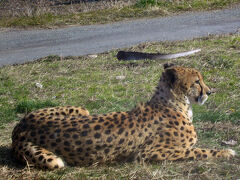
[[0, 0, 137, 17]]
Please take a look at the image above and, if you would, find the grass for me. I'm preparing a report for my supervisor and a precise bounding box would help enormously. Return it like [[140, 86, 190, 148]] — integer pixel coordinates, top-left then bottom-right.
[[0, 0, 239, 28], [15, 99, 59, 114], [137, 0, 239, 10], [0, 34, 240, 179]]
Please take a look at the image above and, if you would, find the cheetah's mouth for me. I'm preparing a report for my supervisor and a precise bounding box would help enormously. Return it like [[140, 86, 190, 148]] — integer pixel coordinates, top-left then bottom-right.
[[197, 95, 208, 105]]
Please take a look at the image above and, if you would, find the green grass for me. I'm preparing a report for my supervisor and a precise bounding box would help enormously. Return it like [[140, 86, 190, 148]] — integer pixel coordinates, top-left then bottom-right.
[[137, 0, 239, 10], [15, 99, 59, 114], [0, 34, 240, 179], [0, 0, 239, 28], [194, 111, 240, 123]]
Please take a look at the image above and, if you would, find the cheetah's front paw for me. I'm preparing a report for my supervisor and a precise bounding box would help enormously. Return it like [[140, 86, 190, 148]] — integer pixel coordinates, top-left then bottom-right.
[[222, 149, 236, 159]]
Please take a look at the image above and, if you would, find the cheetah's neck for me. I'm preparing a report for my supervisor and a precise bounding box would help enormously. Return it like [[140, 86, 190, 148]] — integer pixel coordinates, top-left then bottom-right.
[[149, 79, 193, 121]]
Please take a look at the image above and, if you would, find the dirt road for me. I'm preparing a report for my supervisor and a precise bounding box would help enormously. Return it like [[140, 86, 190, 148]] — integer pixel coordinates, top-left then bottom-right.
[[0, 7, 239, 66]]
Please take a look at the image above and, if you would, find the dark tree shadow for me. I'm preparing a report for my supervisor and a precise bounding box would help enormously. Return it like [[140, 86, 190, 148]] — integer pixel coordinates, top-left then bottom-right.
[[0, 145, 25, 169]]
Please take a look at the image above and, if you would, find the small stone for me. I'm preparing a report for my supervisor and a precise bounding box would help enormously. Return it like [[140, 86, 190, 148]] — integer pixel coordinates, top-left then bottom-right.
[[88, 54, 98, 58], [116, 76, 126, 80], [35, 82, 43, 89], [221, 139, 237, 146]]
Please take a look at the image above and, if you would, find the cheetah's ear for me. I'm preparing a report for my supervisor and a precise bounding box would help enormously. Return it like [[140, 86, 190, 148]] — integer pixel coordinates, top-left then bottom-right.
[[163, 63, 175, 69], [164, 68, 177, 87]]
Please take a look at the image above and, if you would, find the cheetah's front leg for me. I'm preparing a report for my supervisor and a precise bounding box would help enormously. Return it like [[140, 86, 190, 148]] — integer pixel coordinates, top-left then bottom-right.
[[140, 147, 236, 162], [183, 148, 236, 160]]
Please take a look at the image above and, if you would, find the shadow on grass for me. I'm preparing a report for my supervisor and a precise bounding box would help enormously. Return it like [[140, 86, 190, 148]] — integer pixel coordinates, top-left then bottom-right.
[[0, 145, 25, 170]]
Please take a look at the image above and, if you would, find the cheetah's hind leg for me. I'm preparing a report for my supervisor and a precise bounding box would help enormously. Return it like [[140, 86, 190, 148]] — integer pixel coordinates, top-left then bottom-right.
[[12, 141, 65, 170]]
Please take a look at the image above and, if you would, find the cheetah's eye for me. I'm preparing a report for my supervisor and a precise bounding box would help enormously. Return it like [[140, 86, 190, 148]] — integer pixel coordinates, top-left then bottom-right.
[[195, 80, 200, 84]]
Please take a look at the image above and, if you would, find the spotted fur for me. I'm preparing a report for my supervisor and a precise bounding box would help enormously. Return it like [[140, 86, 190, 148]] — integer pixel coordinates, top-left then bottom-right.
[[12, 65, 235, 169]]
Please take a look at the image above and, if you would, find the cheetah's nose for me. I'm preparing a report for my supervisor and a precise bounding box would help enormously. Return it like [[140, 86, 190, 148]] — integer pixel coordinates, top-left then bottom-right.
[[206, 91, 211, 96]]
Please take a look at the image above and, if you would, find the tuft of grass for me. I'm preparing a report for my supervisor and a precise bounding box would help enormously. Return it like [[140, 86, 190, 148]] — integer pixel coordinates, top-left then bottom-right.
[[0, 106, 16, 128], [137, 0, 158, 7], [15, 99, 59, 114]]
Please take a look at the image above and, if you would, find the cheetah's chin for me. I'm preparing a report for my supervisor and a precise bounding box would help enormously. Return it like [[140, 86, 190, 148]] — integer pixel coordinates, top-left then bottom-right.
[[198, 95, 208, 105]]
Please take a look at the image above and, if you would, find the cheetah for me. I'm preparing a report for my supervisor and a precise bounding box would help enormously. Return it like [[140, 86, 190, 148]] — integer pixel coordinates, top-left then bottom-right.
[[11, 64, 236, 170]]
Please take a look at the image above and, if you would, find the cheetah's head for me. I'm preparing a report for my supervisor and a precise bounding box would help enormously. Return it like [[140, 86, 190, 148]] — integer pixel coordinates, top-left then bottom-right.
[[163, 63, 211, 105]]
